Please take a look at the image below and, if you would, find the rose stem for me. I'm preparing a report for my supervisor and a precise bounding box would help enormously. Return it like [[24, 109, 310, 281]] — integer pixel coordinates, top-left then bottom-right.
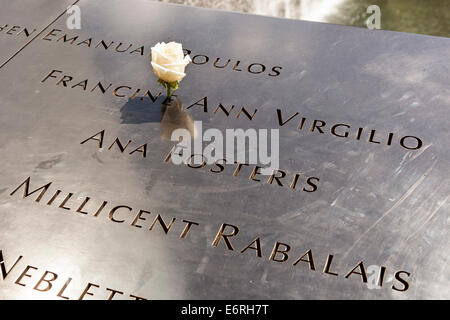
[[166, 83, 172, 99]]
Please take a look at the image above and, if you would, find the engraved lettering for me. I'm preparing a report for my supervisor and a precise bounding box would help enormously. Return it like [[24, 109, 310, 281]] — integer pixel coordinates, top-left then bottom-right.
[[392, 271, 411, 292], [292, 249, 315, 270], [179, 220, 200, 239], [10, 177, 52, 202], [149, 214, 176, 234], [15, 265, 38, 287], [269, 242, 290, 262], [212, 223, 240, 250], [345, 261, 368, 283], [0, 250, 23, 280], [33, 271, 58, 292], [78, 282, 99, 300], [109, 205, 132, 223], [240, 237, 263, 258], [131, 209, 150, 228], [42, 28, 61, 41], [80, 130, 105, 148]]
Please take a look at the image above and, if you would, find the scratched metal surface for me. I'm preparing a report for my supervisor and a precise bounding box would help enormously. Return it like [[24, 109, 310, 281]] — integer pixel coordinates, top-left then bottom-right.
[[0, 0, 449, 299], [0, 0, 75, 65]]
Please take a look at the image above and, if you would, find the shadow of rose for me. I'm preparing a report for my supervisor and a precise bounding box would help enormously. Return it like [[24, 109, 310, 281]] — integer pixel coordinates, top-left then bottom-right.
[[120, 96, 195, 141]]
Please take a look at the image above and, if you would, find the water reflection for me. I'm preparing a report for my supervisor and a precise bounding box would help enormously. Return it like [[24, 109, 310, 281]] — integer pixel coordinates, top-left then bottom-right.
[[160, 96, 196, 140], [157, 0, 450, 37]]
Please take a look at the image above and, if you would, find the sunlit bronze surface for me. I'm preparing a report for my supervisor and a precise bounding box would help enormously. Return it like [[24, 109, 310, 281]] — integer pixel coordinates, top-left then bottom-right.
[[0, 0, 449, 299]]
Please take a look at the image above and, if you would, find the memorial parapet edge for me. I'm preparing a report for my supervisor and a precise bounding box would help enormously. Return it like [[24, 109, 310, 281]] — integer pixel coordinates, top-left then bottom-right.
[[0, 0, 449, 299], [0, 0, 76, 66]]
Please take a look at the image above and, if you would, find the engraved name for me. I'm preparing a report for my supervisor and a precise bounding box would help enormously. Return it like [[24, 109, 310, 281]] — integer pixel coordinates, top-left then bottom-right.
[[8, 177, 411, 294], [187, 96, 424, 151], [0, 249, 147, 300], [0, 24, 36, 37], [79, 130, 320, 193], [41, 69, 163, 102], [40, 68, 424, 152], [40, 27, 283, 77]]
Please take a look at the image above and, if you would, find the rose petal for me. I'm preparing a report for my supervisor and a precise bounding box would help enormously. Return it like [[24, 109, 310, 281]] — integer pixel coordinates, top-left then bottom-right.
[[151, 62, 186, 82], [150, 42, 190, 82]]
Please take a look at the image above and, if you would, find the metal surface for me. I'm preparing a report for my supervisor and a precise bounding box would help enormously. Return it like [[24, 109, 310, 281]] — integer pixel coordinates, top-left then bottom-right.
[[0, 0, 75, 66], [0, 0, 449, 299]]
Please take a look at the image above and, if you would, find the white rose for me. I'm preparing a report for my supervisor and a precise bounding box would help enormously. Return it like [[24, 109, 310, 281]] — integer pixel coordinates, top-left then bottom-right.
[[151, 42, 191, 83]]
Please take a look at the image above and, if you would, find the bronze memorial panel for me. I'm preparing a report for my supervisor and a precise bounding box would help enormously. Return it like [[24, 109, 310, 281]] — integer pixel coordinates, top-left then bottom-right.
[[0, 0, 448, 299]]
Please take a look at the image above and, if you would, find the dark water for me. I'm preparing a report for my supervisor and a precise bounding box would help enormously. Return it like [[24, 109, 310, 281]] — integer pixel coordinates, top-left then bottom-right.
[[325, 0, 450, 38], [158, 0, 450, 38]]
